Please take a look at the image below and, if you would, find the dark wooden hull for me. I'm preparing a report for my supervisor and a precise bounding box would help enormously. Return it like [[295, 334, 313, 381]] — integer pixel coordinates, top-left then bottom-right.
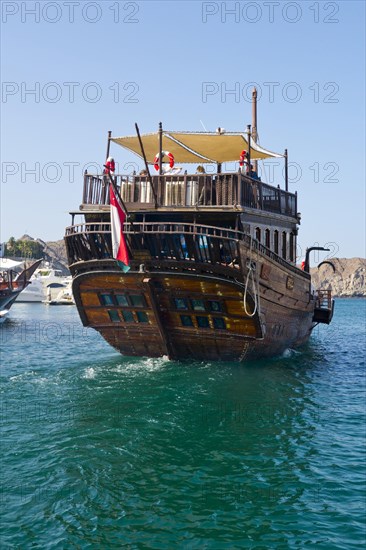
[[70, 240, 315, 361]]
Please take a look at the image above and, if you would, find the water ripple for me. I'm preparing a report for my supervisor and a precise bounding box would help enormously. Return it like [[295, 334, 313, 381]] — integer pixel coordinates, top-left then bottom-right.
[[0, 299, 365, 548]]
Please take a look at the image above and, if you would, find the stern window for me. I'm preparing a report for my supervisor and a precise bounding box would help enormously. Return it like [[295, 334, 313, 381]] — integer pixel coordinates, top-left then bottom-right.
[[191, 299, 205, 311], [208, 300, 222, 312], [136, 311, 148, 323], [265, 229, 270, 248], [108, 310, 120, 323], [100, 293, 114, 306], [282, 232, 287, 260], [174, 298, 189, 310], [116, 294, 129, 306], [122, 310, 134, 322], [196, 316, 210, 328], [213, 317, 226, 329], [130, 295, 145, 307], [180, 315, 193, 327]]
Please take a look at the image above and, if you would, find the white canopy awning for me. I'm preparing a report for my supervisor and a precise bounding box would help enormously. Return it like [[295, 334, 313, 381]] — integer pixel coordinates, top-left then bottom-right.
[[112, 130, 283, 164], [0, 259, 24, 270]]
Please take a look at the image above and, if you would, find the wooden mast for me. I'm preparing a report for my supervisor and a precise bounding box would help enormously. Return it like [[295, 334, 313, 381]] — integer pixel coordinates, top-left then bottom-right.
[[252, 88, 258, 174], [106, 130, 112, 160]]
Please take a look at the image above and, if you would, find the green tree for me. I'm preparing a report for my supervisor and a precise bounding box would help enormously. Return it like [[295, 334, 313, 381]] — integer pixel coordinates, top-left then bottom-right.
[[5, 238, 44, 259]]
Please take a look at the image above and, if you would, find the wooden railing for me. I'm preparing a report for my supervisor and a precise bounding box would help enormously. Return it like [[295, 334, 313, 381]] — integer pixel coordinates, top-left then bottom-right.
[[65, 221, 308, 278], [82, 173, 297, 218], [316, 289, 332, 309]]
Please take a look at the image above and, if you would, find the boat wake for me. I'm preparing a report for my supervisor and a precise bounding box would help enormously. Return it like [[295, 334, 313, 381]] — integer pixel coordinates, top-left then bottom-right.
[[280, 348, 303, 359]]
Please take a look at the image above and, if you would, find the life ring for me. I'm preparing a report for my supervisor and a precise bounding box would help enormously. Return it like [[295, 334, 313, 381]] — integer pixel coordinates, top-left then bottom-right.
[[239, 150, 247, 167], [154, 151, 174, 172]]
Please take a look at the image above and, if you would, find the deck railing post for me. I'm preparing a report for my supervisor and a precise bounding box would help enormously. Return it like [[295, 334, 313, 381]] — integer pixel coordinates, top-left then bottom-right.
[[259, 180, 263, 209], [295, 191, 298, 217], [237, 173, 242, 206], [83, 170, 87, 203]]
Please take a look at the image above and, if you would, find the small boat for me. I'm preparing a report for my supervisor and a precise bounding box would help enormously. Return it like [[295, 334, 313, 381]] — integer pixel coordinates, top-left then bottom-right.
[[65, 91, 334, 361], [0, 258, 43, 322], [46, 282, 75, 305], [15, 276, 44, 302], [15, 263, 72, 303]]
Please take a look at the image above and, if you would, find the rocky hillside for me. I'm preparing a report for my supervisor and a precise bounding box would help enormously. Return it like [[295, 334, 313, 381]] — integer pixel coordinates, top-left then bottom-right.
[[20, 235, 70, 275], [41, 239, 69, 275], [310, 258, 366, 297]]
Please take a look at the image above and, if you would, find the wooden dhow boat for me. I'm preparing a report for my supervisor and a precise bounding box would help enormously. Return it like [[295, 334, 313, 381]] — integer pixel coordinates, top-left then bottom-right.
[[65, 97, 334, 361], [0, 259, 42, 322]]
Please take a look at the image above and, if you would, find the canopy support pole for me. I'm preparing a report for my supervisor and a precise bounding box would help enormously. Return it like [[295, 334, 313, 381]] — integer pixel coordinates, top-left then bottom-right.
[[284, 148, 288, 192], [246, 125, 251, 174], [135, 123, 158, 208], [158, 122, 163, 175]]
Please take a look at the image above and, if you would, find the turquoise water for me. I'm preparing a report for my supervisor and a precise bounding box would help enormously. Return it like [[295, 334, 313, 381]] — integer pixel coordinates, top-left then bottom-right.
[[1, 300, 365, 549]]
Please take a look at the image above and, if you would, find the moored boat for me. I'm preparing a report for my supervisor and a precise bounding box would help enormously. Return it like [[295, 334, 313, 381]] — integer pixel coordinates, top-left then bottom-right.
[[15, 263, 72, 303], [0, 259, 43, 321], [15, 276, 44, 302], [65, 95, 334, 361], [46, 281, 75, 305]]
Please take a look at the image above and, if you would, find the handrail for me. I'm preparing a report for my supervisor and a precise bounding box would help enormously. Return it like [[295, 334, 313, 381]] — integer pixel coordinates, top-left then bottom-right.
[[82, 172, 298, 218], [316, 289, 332, 309]]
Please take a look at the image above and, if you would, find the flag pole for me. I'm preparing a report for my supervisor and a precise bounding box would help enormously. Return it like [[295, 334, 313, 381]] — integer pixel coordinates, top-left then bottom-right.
[[105, 171, 135, 232], [135, 123, 158, 208], [106, 130, 112, 160]]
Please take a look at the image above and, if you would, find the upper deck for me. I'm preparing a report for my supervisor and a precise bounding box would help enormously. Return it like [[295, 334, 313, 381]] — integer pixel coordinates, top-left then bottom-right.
[[81, 172, 298, 219]]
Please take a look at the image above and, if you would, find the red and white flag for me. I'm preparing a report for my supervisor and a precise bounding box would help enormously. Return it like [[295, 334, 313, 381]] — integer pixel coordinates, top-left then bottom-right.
[[109, 184, 130, 272]]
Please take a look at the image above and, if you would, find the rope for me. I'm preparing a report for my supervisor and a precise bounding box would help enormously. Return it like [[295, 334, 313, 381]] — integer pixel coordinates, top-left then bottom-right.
[[243, 237, 258, 317]]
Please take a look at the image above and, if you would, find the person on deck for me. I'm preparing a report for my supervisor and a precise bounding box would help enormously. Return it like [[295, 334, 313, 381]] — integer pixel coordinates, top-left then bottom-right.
[[104, 156, 115, 176], [102, 156, 115, 203], [249, 164, 261, 180]]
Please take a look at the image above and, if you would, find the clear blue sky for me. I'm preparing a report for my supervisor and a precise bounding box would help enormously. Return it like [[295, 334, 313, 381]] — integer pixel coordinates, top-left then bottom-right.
[[1, 0, 365, 259]]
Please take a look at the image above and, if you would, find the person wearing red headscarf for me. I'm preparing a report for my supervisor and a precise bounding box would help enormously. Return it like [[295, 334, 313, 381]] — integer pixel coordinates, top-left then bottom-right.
[[104, 156, 115, 175]]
